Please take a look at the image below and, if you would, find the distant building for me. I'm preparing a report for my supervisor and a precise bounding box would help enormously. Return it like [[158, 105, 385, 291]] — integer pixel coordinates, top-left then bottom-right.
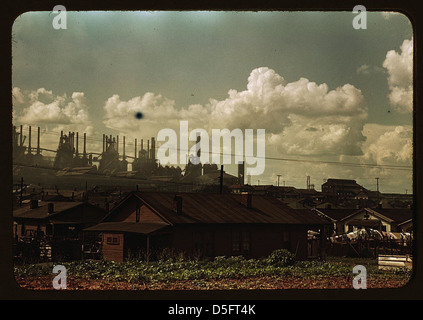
[[322, 179, 363, 198], [13, 200, 107, 261]]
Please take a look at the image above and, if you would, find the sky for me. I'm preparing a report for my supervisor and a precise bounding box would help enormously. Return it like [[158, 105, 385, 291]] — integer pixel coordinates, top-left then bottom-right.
[[11, 10, 414, 193]]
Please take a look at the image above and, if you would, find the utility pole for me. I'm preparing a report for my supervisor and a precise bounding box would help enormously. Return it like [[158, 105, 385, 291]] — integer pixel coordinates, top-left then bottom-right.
[[375, 177, 379, 192], [277, 174, 281, 187], [219, 165, 223, 194]]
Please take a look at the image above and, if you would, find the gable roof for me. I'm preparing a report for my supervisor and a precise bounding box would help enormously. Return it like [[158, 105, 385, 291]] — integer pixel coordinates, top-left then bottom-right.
[[103, 191, 330, 225], [14, 201, 84, 220], [312, 208, 361, 222], [365, 208, 413, 224], [84, 222, 169, 234], [338, 207, 413, 224]]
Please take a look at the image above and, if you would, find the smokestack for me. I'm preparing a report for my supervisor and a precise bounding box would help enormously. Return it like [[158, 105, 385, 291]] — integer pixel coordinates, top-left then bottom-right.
[[151, 137, 155, 162], [173, 195, 183, 214], [19, 125, 23, 146], [116, 135, 119, 153], [123, 136, 126, 160], [141, 139, 144, 157], [241, 192, 252, 208], [135, 138, 137, 159], [103, 134, 105, 152], [37, 127, 40, 154], [83, 133, 86, 157], [76, 132, 79, 155], [28, 126, 32, 154]]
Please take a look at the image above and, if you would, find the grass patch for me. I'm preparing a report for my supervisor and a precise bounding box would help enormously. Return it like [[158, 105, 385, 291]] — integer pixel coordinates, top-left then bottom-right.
[[14, 249, 412, 287]]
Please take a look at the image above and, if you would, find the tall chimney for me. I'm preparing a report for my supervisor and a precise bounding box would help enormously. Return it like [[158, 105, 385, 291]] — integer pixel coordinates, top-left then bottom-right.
[[241, 192, 252, 208], [28, 126, 32, 154], [151, 137, 156, 162], [76, 132, 79, 155], [37, 127, 40, 154], [102, 134, 105, 152], [19, 125, 23, 146], [123, 136, 126, 160], [135, 138, 137, 159], [116, 135, 119, 154], [83, 133, 87, 157], [173, 195, 183, 214]]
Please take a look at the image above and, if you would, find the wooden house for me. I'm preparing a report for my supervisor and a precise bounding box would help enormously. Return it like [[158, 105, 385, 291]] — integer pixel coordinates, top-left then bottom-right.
[[84, 191, 331, 262], [13, 199, 107, 261], [313, 206, 413, 234]]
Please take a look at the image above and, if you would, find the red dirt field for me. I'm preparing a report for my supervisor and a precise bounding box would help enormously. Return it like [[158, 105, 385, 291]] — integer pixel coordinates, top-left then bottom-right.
[[15, 275, 409, 290]]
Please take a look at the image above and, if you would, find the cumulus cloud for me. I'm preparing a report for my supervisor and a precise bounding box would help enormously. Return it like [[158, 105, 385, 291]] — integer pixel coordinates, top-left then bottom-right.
[[383, 38, 413, 113], [103, 67, 367, 157], [17, 88, 91, 125], [362, 123, 412, 165], [13, 88, 97, 152]]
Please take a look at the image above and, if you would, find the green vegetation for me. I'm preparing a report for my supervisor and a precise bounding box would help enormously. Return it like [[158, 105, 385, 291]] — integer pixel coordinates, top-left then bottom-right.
[[14, 249, 412, 286]]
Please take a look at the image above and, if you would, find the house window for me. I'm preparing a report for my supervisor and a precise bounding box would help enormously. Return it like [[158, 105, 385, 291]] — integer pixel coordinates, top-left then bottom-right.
[[232, 230, 250, 254], [106, 235, 120, 245]]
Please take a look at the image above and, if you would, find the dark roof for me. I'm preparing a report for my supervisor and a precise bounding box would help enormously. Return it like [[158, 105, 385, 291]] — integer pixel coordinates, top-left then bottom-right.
[[367, 208, 413, 224], [111, 191, 330, 225], [84, 222, 169, 234], [323, 179, 360, 186], [13, 201, 83, 219], [313, 208, 361, 221]]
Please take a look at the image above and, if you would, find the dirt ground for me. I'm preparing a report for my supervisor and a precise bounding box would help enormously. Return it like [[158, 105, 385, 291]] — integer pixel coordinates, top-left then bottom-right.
[[14, 275, 410, 290]]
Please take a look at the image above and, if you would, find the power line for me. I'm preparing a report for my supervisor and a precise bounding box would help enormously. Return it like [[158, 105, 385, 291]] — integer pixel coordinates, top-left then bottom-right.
[[15, 125, 413, 172]]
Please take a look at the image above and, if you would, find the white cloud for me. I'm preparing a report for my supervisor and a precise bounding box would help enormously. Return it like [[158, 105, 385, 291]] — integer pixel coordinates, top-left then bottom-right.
[[103, 67, 367, 157], [14, 88, 97, 152], [381, 12, 403, 20], [17, 88, 91, 125], [12, 87, 25, 105], [383, 38, 413, 113], [356, 64, 384, 75], [362, 123, 412, 165]]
